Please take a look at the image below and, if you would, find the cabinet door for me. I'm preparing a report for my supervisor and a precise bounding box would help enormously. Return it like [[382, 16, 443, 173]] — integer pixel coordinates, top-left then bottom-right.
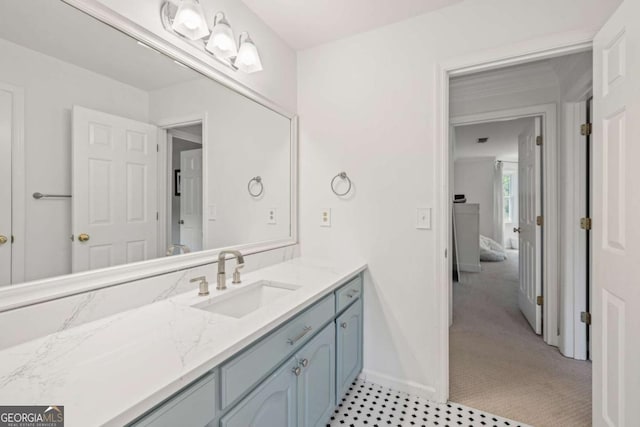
[[336, 299, 363, 401], [297, 323, 335, 427], [220, 358, 298, 427]]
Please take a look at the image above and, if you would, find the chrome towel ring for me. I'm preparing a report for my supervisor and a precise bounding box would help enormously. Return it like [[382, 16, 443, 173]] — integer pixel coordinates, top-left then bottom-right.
[[331, 172, 352, 196], [248, 176, 264, 197]]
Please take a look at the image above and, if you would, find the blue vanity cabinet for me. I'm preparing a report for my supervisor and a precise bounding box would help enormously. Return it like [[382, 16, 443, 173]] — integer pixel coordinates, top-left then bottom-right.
[[336, 298, 363, 401], [129, 371, 217, 427], [297, 323, 336, 427], [220, 357, 299, 427]]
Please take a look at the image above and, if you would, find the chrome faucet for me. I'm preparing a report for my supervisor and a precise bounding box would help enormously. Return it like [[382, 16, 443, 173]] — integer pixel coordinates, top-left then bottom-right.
[[166, 244, 191, 256], [217, 250, 245, 290], [190, 276, 209, 296]]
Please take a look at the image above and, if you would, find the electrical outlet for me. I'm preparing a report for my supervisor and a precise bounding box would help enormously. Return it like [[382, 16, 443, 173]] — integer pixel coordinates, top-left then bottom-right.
[[268, 208, 277, 224], [416, 207, 431, 229], [320, 208, 331, 227]]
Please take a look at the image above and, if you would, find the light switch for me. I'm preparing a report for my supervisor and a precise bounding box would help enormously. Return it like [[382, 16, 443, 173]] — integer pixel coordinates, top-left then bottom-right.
[[416, 207, 431, 230], [208, 205, 217, 221], [320, 208, 331, 227], [268, 208, 277, 224]]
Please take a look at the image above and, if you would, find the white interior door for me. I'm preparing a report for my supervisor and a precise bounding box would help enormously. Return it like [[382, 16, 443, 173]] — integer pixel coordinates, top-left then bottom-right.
[[179, 149, 203, 252], [593, 1, 640, 425], [72, 106, 158, 272], [0, 90, 11, 285], [517, 117, 542, 334]]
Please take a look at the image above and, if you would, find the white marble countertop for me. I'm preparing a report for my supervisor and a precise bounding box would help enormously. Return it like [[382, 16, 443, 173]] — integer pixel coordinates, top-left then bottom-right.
[[0, 256, 367, 426]]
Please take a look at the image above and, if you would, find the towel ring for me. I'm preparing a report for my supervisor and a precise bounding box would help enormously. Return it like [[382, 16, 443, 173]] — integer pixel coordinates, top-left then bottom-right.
[[248, 176, 264, 197], [331, 172, 352, 196]]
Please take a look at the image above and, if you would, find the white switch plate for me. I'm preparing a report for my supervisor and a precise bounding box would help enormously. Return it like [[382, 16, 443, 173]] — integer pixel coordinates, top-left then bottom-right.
[[320, 208, 331, 227], [208, 205, 217, 221], [268, 208, 277, 224], [416, 207, 431, 229]]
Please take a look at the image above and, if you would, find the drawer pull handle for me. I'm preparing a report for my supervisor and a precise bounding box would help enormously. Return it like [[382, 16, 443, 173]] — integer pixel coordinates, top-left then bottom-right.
[[347, 290, 360, 298], [293, 366, 302, 376], [340, 322, 348, 329], [300, 358, 309, 368], [287, 326, 312, 345]]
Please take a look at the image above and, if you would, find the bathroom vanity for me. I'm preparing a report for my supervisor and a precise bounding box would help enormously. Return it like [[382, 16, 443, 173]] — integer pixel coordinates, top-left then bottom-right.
[[133, 271, 363, 427], [0, 258, 366, 427]]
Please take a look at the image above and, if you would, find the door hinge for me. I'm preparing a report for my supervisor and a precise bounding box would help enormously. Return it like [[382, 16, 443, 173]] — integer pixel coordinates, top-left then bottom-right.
[[580, 217, 592, 230], [536, 216, 543, 226], [156, 211, 159, 221], [580, 311, 592, 325], [536, 136, 543, 146], [580, 123, 592, 136], [156, 144, 159, 153], [536, 295, 543, 306]]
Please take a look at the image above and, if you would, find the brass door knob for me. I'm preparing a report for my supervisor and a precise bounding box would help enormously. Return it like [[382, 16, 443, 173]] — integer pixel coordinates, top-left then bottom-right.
[[513, 227, 521, 233], [78, 233, 90, 242], [0, 235, 7, 245]]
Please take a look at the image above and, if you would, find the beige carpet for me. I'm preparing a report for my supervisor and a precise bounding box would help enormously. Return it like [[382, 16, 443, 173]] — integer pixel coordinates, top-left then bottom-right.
[[450, 250, 592, 427]]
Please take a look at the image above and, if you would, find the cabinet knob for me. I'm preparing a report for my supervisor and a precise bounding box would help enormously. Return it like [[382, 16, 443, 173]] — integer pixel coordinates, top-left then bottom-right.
[[292, 366, 302, 376], [340, 322, 348, 329], [299, 358, 309, 368]]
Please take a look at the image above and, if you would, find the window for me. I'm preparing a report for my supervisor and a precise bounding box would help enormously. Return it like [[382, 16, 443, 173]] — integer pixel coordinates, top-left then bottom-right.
[[503, 174, 514, 223]]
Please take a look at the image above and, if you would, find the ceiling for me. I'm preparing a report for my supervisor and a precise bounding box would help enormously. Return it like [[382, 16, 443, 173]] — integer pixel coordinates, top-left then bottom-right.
[[0, 1, 202, 92], [240, 0, 464, 50], [454, 117, 534, 162]]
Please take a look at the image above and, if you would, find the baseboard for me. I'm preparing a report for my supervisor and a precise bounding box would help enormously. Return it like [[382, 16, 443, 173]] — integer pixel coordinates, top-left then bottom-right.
[[359, 369, 438, 401]]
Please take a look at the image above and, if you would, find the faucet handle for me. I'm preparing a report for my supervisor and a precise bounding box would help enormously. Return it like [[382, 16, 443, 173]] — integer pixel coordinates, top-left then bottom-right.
[[232, 263, 245, 284], [190, 276, 209, 296]]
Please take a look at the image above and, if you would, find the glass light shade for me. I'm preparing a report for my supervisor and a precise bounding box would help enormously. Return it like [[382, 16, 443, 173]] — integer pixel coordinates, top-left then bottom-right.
[[172, 0, 209, 40], [235, 35, 263, 73], [205, 15, 237, 59]]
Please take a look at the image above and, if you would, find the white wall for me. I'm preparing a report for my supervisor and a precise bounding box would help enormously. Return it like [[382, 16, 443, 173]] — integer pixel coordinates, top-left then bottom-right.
[[95, 0, 297, 113], [297, 0, 619, 398], [149, 79, 292, 250], [454, 158, 496, 239], [0, 38, 149, 282]]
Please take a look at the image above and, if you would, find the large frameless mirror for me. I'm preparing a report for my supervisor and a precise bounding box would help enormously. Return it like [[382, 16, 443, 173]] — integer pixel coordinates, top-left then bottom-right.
[[0, 0, 295, 290]]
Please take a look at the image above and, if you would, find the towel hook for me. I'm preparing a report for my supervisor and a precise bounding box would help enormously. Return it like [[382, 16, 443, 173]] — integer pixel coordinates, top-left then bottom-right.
[[248, 176, 264, 197], [331, 172, 352, 196]]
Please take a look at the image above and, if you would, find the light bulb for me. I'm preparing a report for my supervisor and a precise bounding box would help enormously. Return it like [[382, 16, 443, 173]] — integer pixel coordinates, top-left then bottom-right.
[[181, 9, 201, 30]]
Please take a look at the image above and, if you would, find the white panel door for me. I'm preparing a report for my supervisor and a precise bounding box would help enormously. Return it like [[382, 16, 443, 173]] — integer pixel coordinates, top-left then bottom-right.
[[517, 117, 542, 334], [0, 90, 11, 285], [179, 149, 203, 252], [72, 106, 158, 272], [593, 1, 640, 425]]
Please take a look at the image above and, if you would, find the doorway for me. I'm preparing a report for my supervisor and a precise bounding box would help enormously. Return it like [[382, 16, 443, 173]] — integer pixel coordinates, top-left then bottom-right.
[[165, 123, 203, 255], [446, 52, 594, 426]]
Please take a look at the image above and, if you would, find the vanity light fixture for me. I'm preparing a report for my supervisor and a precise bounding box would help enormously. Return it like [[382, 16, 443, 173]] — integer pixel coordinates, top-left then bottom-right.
[[235, 32, 263, 74], [160, 2, 263, 73], [171, 0, 209, 41], [206, 12, 237, 59]]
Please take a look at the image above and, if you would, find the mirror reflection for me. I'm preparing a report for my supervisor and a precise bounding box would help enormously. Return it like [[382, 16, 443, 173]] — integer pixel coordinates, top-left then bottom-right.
[[0, 1, 292, 286]]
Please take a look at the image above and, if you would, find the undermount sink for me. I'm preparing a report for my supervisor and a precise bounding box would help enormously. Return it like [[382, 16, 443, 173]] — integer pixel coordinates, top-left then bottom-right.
[[191, 280, 301, 318]]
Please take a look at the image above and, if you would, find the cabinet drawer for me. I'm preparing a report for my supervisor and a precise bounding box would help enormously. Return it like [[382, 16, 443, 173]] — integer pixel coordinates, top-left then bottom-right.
[[335, 275, 362, 313], [130, 371, 216, 427], [220, 294, 335, 410]]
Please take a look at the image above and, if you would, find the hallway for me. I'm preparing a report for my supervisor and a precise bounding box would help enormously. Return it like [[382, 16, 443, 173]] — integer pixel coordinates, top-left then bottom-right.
[[450, 251, 591, 426]]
